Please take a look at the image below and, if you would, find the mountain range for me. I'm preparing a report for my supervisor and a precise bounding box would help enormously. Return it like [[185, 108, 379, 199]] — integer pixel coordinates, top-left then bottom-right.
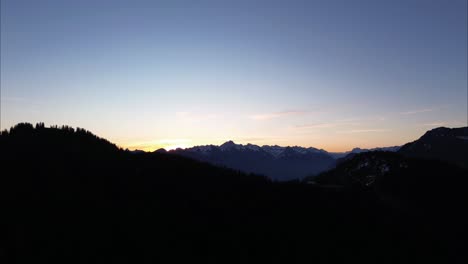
[[159, 141, 400, 181], [2, 123, 467, 263], [157, 127, 467, 181]]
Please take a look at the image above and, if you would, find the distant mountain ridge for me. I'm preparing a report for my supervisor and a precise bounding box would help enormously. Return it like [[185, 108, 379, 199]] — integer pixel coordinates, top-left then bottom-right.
[[162, 141, 334, 181], [163, 141, 400, 181], [329, 146, 400, 159], [172, 141, 330, 156]]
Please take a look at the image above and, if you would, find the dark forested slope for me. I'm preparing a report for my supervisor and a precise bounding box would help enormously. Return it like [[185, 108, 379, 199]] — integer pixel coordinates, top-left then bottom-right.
[[1, 123, 466, 263], [398, 126, 468, 168]]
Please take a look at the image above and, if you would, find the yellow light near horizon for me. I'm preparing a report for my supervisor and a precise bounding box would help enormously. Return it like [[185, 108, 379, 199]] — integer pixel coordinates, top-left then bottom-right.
[[128, 144, 184, 152], [164, 144, 190, 151], [122, 138, 194, 152]]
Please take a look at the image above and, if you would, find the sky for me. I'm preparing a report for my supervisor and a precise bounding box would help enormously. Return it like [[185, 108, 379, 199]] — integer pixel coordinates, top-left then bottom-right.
[[1, 0, 467, 152]]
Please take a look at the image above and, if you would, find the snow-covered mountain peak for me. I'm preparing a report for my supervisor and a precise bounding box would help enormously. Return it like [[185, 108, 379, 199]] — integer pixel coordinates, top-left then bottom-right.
[[191, 145, 215, 153], [261, 145, 285, 158], [246, 143, 261, 151]]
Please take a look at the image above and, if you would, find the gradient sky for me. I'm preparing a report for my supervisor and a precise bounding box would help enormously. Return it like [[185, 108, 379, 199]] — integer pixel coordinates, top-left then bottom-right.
[[1, 0, 467, 151]]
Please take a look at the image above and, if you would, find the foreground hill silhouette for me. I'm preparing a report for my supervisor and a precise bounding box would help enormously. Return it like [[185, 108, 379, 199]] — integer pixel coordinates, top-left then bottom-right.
[[1, 123, 467, 263], [398, 126, 468, 168], [312, 151, 468, 220]]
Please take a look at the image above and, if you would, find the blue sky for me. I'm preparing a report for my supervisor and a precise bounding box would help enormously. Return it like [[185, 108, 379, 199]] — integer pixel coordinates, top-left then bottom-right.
[[1, 0, 467, 151]]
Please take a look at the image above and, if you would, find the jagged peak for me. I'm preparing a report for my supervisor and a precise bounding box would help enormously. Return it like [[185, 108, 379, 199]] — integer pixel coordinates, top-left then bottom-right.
[[220, 140, 238, 150], [221, 140, 236, 146]]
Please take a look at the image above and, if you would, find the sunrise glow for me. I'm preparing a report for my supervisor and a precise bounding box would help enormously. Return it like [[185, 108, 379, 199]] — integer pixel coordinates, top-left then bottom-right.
[[1, 0, 466, 152]]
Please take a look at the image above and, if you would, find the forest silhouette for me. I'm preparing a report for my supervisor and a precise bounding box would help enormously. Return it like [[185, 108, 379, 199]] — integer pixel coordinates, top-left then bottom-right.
[[1, 123, 467, 263]]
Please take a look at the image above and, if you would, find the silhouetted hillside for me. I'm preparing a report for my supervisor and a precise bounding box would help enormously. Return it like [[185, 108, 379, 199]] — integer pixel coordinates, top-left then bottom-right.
[[1, 123, 467, 263], [398, 126, 468, 168], [328, 146, 400, 159], [312, 151, 468, 203], [1, 122, 119, 155], [310, 151, 468, 261]]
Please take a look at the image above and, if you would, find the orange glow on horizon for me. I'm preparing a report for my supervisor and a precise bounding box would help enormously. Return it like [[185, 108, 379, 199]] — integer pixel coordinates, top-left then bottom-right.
[[119, 139, 406, 153]]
